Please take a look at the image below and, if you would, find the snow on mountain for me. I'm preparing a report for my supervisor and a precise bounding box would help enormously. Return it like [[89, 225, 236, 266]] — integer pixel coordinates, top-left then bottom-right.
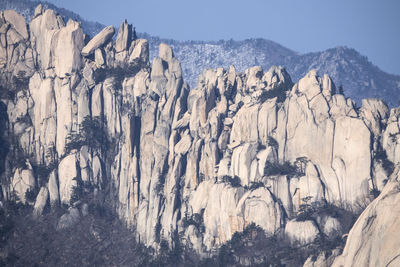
[[2, 0, 399, 106]]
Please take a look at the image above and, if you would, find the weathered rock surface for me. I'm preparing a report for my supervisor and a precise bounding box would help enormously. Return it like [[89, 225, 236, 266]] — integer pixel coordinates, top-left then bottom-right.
[[11, 167, 35, 203], [129, 39, 149, 64], [0, 6, 398, 263], [81, 25, 115, 56], [332, 168, 400, 267], [304, 249, 342, 267], [58, 154, 78, 205], [52, 19, 84, 77], [285, 219, 319, 245], [33, 186, 49, 218], [115, 19, 131, 53], [3, 9, 28, 39]]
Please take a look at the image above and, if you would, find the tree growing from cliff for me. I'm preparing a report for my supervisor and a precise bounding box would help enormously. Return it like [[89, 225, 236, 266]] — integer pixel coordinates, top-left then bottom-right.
[[65, 116, 109, 154]]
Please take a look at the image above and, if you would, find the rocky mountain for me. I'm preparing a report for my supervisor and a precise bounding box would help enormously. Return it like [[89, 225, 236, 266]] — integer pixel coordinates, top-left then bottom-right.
[[1, 0, 399, 107], [148, 39, 400, 107], [0, 4, 400, 266], [0, 0, 104, 36]]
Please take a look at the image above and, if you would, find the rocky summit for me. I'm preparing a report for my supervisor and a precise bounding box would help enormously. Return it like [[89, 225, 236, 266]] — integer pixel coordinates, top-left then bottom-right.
[[0, 5, 399, 267]]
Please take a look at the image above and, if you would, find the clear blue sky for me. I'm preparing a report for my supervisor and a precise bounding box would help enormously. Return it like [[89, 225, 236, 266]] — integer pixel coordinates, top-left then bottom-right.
[[46, 0, 400, 75]]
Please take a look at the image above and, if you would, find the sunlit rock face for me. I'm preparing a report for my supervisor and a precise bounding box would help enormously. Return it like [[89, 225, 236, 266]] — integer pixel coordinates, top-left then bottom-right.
[[0, 6, 398, 262], [332, 167, 400, 267]]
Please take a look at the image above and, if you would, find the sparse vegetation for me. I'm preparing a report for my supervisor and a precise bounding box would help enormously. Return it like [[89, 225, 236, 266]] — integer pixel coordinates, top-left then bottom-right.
[[266, 136, 278, 149], [31, 161, 58, 188], [247, 181, 265, 191], [222, 175, 242, 187], [374, 149, 394, 176], [259, 81, 291, 103], [93, 64, 147, 96], [24, 187, 39, 203], [264, 157, 307, 178], [198, 173, 205, 183], [202, 222, 330, 266], [65, 116, 109, 154], [182, 209, 205, 233], [70, 176, 96, 206], [264, 161, 297, 177], [296, 196, 316, 221], [2, 132, 28, 172]]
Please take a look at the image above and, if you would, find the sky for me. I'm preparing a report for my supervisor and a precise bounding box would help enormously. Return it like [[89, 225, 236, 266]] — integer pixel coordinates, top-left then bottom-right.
[[46, 0, 400, 75]]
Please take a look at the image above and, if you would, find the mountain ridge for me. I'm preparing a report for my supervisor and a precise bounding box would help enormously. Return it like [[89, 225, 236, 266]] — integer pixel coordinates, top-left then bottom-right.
[[0, 4, 399, 266], [1, 0, 399, 106]]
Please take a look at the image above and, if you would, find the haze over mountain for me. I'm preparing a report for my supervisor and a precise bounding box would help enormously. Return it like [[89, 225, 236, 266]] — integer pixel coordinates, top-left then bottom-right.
[[2, 0, 399, 106]]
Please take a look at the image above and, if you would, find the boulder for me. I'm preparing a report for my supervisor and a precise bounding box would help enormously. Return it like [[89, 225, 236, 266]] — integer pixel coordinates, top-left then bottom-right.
[[297, 70, 321, 100], [285, 219, 319, 245], [95, 48, 105, 67], [174, 132, 192, 155], [48, 170, 59, 207], [81, 25, 115, 56], [11, 168, 35, 203], [57, 207, 80, 230], [3, 10, 28, 39], [33, 187, 49, 218], [245, 66, 264, 91], [237, 187, 285, 235], [322, 216, 343, 239], [58, 154, 78, 205], [263, 65, 292, 91], [34, 4, 43, 18], [360, 98, 389, 136], [129, 39, 149, 64], [159, 42, 173, 62], [115, 19, 131, 53]]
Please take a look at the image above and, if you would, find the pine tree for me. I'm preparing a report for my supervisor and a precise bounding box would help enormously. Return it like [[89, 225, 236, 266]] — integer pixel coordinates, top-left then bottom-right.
[[133, 27, 137, 40]]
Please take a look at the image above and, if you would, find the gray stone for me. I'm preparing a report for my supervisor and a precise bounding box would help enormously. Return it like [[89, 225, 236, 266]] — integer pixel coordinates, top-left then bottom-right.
[[34, 4, 43, 18], [48, 170, 59, 207], [3, 10, 28, 39], [57, 208, 80, 230], [285, 219, 319, 245], [333, 170, 400, 267], [115, 20, 131, 53], [81, 25, 115, 56], [58, 154, 78, 205], [33, 187, 49, 218], [11, 168, 35, 203], [129, 39, 149, 64]]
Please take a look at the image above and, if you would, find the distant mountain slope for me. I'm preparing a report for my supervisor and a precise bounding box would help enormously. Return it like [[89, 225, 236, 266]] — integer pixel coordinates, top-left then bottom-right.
[[148, 39, 400, 106], [142, 34, 297, 85], [2, 0, 399, 106], [284, 47, 400, 107]]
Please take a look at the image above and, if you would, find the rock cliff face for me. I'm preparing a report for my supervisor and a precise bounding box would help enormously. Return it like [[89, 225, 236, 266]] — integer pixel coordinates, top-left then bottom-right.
[[332, 166, 400, 267], [0, 6, 399, 263]]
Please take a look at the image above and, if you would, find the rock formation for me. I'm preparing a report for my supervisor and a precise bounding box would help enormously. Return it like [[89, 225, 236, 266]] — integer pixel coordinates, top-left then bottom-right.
[[0, 6, 398, 265], [331, 166, 400, 267]]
